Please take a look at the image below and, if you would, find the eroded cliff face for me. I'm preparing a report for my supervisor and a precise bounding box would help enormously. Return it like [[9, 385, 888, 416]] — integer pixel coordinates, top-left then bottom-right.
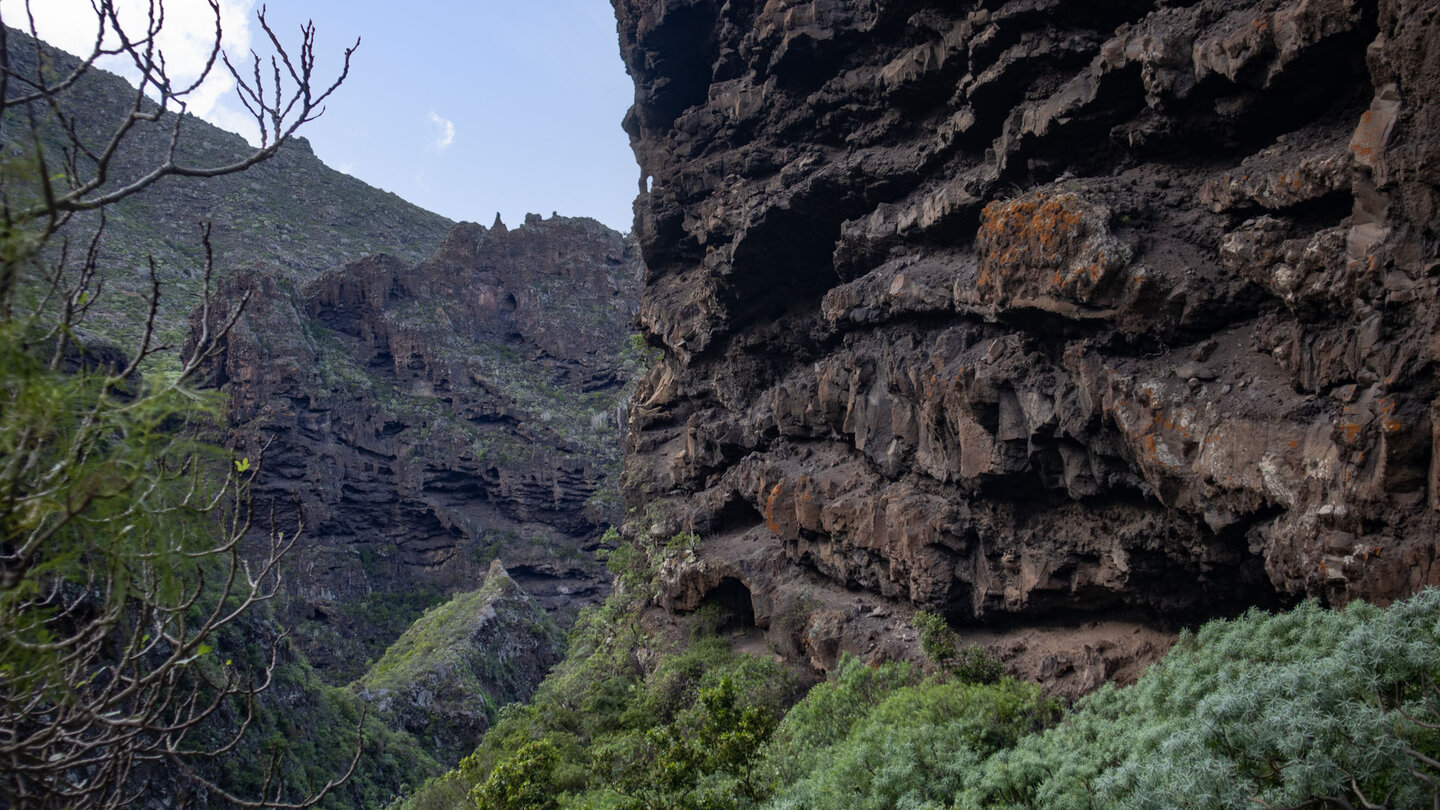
[[613, 0, 1440, 686], [195, 215, 642, 679]]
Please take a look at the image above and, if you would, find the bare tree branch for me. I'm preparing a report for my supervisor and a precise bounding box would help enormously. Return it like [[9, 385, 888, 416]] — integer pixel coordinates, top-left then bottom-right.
[[0, 2, 364, 807]]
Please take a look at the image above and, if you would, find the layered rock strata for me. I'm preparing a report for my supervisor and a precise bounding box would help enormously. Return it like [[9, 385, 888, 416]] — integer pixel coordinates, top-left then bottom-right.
[[612, 0, 1440, 676], [194, 215, 642, 679]]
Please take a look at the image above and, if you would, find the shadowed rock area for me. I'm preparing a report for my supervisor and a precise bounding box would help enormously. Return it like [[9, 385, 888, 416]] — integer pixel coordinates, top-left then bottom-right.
[[193, 214, 643, 680], [612, 0, 1440, 689]]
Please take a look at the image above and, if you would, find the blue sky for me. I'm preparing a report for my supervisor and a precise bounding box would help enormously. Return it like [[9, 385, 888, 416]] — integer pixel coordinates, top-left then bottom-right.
[[8, 0, 640, 232]]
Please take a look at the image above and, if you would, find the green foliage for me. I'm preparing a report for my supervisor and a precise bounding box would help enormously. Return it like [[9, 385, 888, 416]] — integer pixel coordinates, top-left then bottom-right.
[[398, 584, 796, 810], [666, 531, 700, 552], [913, 611, 957, 668], [912, 610, 1003, 684], [602, 539, 654, 593], [949, 646, 1005, 686], [0, 324, 230, 610], [212, 645, 442, 810], [401, 590, 1440, 810], [762, 655, 922, 785], [958, 592, 1440, 810], [600, 528, 704, 602], [763, 675, 1059, 810], [601, 674, 782, 809], [473, 739, 561, 810]]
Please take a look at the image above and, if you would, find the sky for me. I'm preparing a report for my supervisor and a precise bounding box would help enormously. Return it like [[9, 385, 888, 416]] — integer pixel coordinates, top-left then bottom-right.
[[3, 0, 640, 233]]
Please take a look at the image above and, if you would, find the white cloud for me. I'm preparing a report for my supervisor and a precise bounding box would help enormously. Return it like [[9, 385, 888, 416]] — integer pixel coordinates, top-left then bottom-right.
[[1, 0, 263, 142], [427, 110, 455, 152]]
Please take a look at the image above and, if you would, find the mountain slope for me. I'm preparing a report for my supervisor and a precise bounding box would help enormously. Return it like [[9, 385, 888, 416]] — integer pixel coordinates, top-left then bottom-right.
[[4, 26, 454, 351], [194, 213, 642, 681], [355, 561, 564, 766]]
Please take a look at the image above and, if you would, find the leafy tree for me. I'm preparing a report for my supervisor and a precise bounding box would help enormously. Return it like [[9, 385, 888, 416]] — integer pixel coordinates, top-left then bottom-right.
[[0, 1, 358, 806], [761, 654, 921, 786], [608, 676, 778, 809], [473, 739, 561, 810], [762, 676, 1058, 810]]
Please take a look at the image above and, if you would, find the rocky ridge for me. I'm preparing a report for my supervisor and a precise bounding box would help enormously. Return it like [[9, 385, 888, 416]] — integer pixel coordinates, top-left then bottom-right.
[[4, 27, 454, 351], [194, 214, 643, 680], [612, 0, 1440, 689], [354, 561, 562, 766]]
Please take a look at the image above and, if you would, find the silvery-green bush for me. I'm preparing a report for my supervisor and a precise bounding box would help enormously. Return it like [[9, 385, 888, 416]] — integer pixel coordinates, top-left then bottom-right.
[[959, 591, 1440, 809]]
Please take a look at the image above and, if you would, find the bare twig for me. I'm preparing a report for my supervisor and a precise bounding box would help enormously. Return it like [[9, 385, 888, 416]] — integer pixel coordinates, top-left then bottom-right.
[[0, 1, 363, 807]]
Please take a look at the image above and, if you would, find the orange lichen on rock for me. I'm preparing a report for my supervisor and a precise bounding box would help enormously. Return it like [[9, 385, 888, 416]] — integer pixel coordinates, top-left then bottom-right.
[[764, 482, 785, 533], [1377, 398, 1404, 434], [975, 190, 1128, 308]]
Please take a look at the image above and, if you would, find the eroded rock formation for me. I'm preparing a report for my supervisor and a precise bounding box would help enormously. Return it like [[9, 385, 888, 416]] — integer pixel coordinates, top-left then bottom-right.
[[612, 0, 1440, 683], [194, 214, 642, 679]]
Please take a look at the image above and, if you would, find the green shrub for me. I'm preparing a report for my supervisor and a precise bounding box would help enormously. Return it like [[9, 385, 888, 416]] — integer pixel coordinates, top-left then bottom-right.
[[602, 540, 653, 593], [950, 645, 1004, 686], [913, 611, 958, 669], [761, 655, 921, 785], [473, 739, 561, 810], [958, 592, 1440, 810], [764, 677, 1059, 810], [913, 610, 1003, 684]]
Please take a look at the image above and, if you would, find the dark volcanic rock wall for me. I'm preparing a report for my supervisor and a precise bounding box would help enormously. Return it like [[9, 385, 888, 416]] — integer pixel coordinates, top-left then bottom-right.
[[196, 215, 642, 679], [613, 0, 1440, 668]]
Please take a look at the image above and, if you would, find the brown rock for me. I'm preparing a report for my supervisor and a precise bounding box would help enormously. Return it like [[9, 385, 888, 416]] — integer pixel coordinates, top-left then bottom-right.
[[192, 216, 641, 680], [611, 0, 1440, 692]]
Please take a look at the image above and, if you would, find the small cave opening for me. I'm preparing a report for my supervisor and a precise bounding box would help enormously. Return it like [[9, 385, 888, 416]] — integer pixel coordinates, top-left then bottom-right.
[[698, 577, 756, 631], [710, 495, 765, 534], [726, 207, 845, 330], [637, 4, 719, 127]]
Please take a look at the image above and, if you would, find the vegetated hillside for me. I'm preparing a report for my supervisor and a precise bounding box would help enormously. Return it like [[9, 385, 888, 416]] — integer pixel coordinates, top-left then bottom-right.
[[382, 3, 1440, 808], [192, 213, 644, 681], [184, 599, 445, 810], [354, 561, 564, 766], [400, 556, 1440, 810], [3, 27, 453, 352], [612, 0, 1440, 682]]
